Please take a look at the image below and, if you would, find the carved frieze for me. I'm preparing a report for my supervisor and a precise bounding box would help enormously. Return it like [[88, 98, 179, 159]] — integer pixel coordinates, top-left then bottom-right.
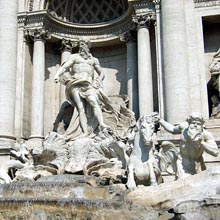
[[132, 13, 156, 28], [194, 0, 220, 8]]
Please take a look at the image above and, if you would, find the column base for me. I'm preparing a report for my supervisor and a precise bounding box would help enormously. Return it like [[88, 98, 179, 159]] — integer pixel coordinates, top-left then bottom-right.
[[27, 136, 44, 155]]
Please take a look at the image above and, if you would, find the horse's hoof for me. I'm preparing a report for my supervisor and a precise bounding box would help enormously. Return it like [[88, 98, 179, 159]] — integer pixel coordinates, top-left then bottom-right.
[[126, 183, 137, 190], [151, 182, 158, 187]]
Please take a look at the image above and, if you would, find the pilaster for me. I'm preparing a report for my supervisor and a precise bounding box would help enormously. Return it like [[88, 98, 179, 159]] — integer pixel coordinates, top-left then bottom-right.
[[59, 39, 77, 106], [152, 0, 164, 118], [120, 32, 139, 118]]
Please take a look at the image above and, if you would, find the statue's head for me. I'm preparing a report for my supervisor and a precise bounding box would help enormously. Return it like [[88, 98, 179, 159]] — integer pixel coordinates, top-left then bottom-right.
[[186, 112, 205, 126], [136, 114, 155, 145], [186, 112, 204, 140], [78, 38, 91, 58]]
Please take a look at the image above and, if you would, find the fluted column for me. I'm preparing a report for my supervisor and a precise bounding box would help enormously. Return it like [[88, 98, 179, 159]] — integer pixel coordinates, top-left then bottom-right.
[[59, 39, 77, 106], [28, 29, 50, 149], [0, 1, 18, 146], [161, 0, 190, 123], [120, 32, 139, 118], [133, 14, 154, 116]]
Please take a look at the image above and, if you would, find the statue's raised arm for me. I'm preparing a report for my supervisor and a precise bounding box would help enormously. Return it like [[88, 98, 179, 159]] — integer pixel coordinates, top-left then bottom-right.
[[54, 56, 75, 83]]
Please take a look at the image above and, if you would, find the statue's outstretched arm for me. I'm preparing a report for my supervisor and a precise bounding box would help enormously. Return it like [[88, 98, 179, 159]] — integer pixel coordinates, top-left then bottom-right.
[[159, 119, 182, 134], [54, 56, 74, 83], [202, 132, 219, 157]]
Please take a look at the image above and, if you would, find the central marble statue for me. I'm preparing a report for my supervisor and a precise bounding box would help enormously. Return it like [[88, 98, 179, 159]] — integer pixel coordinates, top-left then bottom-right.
[[54, 39, 135, 141]]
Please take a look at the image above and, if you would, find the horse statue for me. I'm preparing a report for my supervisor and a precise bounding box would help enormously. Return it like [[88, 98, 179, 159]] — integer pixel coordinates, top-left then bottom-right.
[[126, 113, 162, 189]]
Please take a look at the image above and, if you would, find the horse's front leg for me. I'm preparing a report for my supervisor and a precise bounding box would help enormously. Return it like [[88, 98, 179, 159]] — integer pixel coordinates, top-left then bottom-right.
[[148, 159, 157, 186], [126, 164, 137, 190]]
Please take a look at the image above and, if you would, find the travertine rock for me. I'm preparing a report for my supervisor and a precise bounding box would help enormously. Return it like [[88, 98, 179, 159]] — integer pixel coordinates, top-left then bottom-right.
[[127, 166, 220, 211]]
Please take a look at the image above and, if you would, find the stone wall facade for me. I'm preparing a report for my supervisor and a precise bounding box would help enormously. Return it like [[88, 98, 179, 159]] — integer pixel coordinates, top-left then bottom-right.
[[0, 0, 220, 149]]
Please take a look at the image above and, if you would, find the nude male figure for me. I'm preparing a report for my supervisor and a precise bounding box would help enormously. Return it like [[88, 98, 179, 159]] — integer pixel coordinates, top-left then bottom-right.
[[54, 40, 109, 136], [155, 112, 219, 177]]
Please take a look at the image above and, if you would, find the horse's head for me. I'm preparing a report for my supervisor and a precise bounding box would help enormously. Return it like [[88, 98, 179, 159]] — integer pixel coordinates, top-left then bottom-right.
[[136, 114, 155, 145]]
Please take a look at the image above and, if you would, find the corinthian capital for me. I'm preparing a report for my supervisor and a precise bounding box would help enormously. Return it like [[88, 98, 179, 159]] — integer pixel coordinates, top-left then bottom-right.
[[120, 31, 136, 43], [60, 39, 78, 53], [25, 28, 51, 42], [132, 13, 156, 28], [152, 0, 161, 10]]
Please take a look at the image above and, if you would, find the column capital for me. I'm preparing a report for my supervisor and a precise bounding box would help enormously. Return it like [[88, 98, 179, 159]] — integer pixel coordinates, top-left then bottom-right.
[[60, 39, 78, 53], [120, 31, 136, 43], [152, 0, 161, 10], [25, 28, 51, 42], [132, 13, 156, 28]]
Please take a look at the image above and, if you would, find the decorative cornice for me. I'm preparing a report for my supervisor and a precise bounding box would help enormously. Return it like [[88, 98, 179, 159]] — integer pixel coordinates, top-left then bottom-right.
[[194, 0, 220, 8], [18, 7, 134, 42], [133, 0, 153, 9], [132, 0, 156, 23], [132, 13, 156, 28]]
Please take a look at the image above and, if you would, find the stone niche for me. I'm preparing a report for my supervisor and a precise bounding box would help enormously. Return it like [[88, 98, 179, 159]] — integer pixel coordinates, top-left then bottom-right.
[[204, 15, 220, 118], [92, 45, 127, 96]]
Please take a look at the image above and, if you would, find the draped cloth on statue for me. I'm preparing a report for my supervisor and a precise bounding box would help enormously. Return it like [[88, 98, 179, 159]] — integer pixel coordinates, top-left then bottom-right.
[[62, 78, 135, 141]]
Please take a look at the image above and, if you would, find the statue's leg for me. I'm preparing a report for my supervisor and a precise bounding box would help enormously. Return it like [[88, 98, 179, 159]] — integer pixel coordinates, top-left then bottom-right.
[[126, 164, 137, 190], [72, 89, 88, 134], [176, 155, 188, 179], [148, 160, 157, 186], [87, 95, 110, 130]]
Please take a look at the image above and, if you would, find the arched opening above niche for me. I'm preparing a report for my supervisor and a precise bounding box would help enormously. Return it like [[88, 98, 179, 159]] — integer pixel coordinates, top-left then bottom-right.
[[44, 0, 129, 24]]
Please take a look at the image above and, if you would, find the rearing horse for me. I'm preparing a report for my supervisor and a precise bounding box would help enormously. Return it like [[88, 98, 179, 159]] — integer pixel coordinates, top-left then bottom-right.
[[126, 114, 161, 189]]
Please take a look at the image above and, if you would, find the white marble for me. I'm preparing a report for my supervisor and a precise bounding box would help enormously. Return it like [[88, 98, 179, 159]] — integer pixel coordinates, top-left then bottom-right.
[[30, 39, 45, 142], [126, 40, 138, 117], [15, 29, 25, 142], [184, 0, 202, 114], [138, 25, 153, 116], [154, 7, 164, 119], [0, 1, 18, 142], [161, 0, 190, 123]]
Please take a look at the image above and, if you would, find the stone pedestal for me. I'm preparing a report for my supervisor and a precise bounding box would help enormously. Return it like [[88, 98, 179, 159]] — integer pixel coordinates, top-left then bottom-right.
[[0, 0, 18, 148]]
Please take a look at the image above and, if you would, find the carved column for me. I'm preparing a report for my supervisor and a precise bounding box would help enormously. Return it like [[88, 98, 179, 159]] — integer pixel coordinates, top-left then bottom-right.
[[0, 0, 18, 147], [120, 32, 139, 118], [59, 39, 77, 106], [133, 14, 154, 116], [161, 0, 190, 123], [28, 29, 50, 150]]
